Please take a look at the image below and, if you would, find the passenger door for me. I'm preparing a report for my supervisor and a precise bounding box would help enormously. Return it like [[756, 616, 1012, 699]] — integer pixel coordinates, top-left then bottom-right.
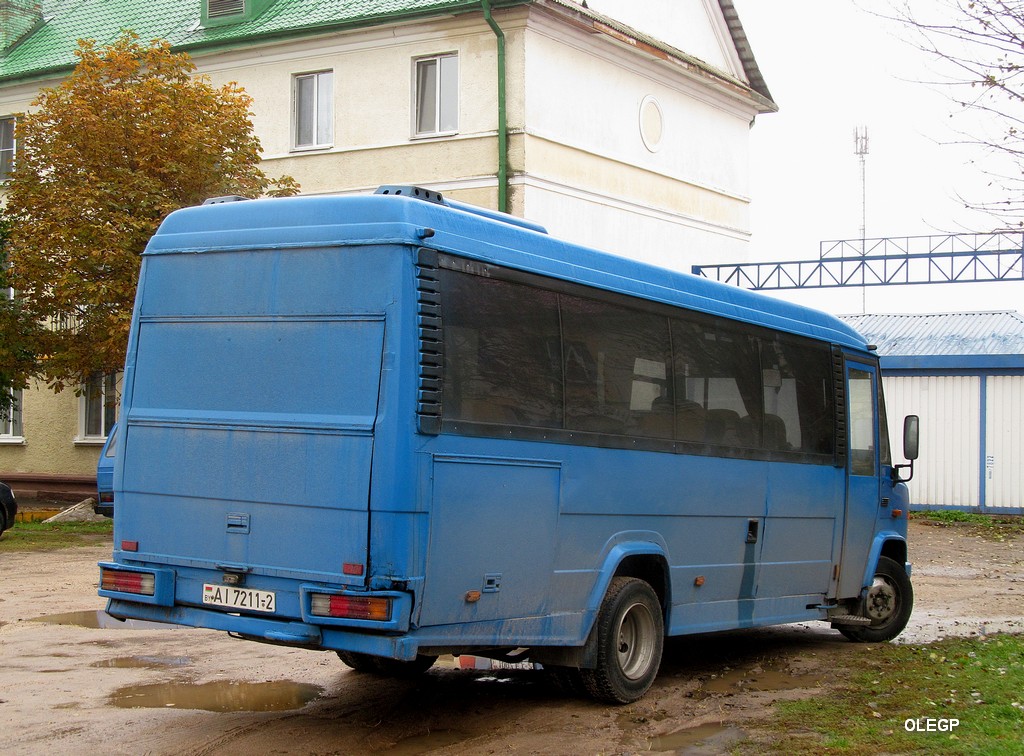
[[837, 361, 881, 598]]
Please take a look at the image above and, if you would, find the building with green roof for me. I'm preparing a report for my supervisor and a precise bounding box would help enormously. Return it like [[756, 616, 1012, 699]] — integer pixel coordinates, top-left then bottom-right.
[[1, 0, 777, 492]]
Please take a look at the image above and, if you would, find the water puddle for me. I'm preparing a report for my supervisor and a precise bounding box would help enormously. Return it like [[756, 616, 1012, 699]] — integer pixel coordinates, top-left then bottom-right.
[[110, 680, 322, 712], [703, 663, 822, 694], [647, 722, 745, 753], [92, 655, 191, 670], [384, 729, 468, 755], [31, 610, 176, 631]]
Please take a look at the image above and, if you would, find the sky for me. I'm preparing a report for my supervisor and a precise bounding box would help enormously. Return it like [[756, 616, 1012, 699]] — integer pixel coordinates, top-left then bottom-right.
[[729, 0, 1024, 315]]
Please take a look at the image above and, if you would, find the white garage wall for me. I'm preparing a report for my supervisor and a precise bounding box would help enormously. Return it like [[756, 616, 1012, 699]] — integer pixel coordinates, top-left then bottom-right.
[[986, 375, 1024, 510], [883, 375, 982, 509]]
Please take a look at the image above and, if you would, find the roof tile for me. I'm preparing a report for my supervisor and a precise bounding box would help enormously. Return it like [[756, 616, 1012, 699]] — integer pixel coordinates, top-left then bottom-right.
[[2, 0, 486, 82]]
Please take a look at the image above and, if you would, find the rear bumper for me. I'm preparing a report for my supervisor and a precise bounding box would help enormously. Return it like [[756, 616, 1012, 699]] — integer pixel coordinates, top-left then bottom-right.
[[99, 561, 416, 653], [104, 598, 422, 660]]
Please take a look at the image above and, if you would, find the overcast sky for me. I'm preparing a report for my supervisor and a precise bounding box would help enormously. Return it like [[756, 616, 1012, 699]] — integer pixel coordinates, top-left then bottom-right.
[[730, 0, 1024, 315]]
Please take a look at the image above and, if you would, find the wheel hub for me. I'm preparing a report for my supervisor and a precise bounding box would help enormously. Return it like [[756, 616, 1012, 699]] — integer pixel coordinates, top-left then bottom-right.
[[865, 577, 897, 621]]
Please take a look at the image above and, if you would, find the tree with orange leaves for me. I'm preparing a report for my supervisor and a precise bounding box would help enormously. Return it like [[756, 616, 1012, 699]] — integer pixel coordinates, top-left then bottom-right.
[[4, 32, 298, 399]]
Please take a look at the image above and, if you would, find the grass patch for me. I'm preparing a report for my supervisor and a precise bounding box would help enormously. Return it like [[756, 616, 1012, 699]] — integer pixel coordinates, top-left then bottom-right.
[[744, 635, 1024, 754], [0, 519, 113, 551], [912, 511, 1024, 541]]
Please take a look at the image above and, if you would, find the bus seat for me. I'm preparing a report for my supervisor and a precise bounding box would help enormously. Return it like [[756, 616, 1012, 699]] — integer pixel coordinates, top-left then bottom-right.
[[705, 408, 740, 445], [675, 400, 706, 442], [763, 413, 789, 450], [636, 398, 674, 439]]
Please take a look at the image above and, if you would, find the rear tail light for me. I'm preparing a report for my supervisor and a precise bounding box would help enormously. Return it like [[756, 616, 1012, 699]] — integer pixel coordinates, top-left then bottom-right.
[[99, 492, 114, 503], [310, 593, 391, 621], [100, 567, 155, 596]]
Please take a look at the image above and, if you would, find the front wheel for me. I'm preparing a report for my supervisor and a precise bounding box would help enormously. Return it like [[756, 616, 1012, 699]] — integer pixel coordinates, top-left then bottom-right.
[[581, 576, 664, 704], [838, 556, 914, 643]]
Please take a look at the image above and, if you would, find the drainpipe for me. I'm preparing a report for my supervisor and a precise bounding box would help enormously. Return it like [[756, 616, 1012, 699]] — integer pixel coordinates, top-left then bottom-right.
[[481, 0, 509, 213]]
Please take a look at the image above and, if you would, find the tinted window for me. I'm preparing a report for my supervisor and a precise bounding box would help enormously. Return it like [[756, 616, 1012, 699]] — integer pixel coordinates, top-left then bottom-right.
[[760, 335, 834, 455], [437, 261, 837, 463], [672, 319, 760, 447], [560, 295, 672, 437], [442, 274, 562, 427]]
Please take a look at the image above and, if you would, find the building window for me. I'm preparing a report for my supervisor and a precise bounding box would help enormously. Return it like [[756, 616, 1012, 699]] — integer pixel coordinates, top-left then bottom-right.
[[1, 116, 15, 181], [293, 71, 333, 150], [81, 373, 120, 440], [414, 54, 458, 136], [1, 389, 23, 441]]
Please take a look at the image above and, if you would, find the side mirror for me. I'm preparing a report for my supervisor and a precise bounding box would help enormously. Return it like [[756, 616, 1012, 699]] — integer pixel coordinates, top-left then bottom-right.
[[903, 415, 919, 461], [892, 415, 919, 483]]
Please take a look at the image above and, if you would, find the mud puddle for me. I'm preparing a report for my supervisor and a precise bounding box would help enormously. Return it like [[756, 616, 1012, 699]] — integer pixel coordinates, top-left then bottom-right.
[[31, 610, 177, 631], [109, 680, 323, 712], [647, 722, 746, 753], [92, 655, 191, 670], [702, 661, 822, 695]]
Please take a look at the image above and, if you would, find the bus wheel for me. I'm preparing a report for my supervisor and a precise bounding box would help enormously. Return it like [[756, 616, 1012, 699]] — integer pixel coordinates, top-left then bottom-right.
[[838, 556, 914, 643], [336, 651, 437, 676], [581, 577, 664, 704], [372, 654, 437, 677], [336, 650, 381, 672]]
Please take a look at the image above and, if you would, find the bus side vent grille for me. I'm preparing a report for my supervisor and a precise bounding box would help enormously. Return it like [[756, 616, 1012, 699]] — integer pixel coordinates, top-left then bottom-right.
[[831, 345, 847, 469], [416, 248, 443, 434]]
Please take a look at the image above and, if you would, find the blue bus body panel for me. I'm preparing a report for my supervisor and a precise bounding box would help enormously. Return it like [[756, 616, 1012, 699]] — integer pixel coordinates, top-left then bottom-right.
[[115, 242, 398, 586], [104, 193, 888, 657]]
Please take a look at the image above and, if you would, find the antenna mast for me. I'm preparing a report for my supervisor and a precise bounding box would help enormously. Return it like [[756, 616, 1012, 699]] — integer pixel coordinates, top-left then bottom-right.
[[853, 126, 869, 313]]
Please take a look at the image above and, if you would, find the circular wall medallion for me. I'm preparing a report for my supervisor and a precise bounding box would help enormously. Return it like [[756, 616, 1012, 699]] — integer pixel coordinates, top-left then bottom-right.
[[639, 95, 664, 153]]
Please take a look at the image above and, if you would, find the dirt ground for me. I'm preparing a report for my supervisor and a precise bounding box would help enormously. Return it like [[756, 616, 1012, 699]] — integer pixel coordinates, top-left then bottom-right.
[[0, 519, 1021, 755]]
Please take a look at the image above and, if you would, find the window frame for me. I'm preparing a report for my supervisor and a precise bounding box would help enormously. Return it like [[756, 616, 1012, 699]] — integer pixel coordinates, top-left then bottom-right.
[[1, 116, 16, 182], [412, 53, 459, 138], [0, 388, 24, 443], [78, 372, 121, 443], [291, 70, 334, 151]]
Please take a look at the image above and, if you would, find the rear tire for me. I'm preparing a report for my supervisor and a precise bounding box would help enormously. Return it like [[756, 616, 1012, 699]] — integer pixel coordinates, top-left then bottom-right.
[[336, 650, 437, 677], [372, 654, 437, 677], [838, 556, 914, 643], [336, 650, 380, 672], [581, 577, 664, 704]]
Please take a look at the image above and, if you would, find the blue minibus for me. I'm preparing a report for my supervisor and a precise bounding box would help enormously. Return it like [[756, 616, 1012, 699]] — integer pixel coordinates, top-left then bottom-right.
[[100, 187, 918, 703]]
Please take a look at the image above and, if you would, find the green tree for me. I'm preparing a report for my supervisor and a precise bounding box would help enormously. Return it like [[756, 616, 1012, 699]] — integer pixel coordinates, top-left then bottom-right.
[[5, 32, 299, 394], [0, 207, 37, 420]]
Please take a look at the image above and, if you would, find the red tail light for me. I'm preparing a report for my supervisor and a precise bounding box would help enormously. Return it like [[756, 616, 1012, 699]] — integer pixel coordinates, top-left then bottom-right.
[[100, 567, 155, 596], [310, 593, 391, 621]]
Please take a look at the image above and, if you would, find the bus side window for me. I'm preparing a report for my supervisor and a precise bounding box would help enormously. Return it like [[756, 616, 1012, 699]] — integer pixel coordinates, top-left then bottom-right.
[[441, 273, 563, 427], [560, 295, 672, 437]]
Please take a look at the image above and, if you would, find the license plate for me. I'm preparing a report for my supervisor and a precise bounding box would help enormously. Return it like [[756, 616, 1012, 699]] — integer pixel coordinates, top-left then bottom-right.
[[202, 583, 276, 613]]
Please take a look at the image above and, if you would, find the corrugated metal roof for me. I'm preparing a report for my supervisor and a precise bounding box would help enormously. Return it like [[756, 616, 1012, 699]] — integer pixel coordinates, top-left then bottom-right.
[[840, 311, 1024, 357]]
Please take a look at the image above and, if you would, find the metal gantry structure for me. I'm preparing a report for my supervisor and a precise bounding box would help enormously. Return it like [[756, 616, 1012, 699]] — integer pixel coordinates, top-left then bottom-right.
[[692, 232, 1024, 290]]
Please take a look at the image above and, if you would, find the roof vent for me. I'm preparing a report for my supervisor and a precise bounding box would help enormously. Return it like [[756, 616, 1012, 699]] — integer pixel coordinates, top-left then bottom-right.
[[373, 184, 547, 234], [201, 0, 275, 28], [208, 0, 244, 18], [375, 185, 445, 205], [202, 195, 251, 205]]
